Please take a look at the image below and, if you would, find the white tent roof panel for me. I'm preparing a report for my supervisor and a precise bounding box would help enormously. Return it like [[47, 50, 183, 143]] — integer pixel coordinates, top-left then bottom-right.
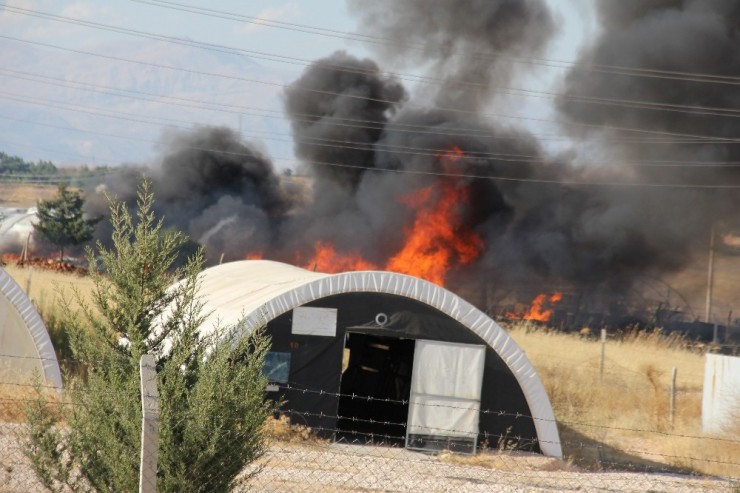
[[0, 267, 62, 389]]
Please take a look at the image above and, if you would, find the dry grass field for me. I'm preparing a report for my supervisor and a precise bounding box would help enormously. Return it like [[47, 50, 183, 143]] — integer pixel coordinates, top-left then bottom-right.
[[3, 263, 95, 321], [507, 322, 739, 478], [0, 183, 58, 208]]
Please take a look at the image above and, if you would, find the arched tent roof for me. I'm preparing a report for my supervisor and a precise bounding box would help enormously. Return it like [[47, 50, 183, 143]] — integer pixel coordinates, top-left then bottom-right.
[[191, 260, 562, 458], [0, 267, 62, 390]]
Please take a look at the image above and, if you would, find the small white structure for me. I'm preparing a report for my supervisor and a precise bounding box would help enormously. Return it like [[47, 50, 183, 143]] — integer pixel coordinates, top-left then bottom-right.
[[0, 267, 62, 389], [702, 353, 740, 435]]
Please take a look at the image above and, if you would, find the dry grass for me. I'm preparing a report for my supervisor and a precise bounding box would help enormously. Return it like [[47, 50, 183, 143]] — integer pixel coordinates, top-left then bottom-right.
[[2, 263, 96, 318], [264, 414, 329, 444], [0, 386, 36, 422], [507, 322, 739, 478], [0, 384, 64, 423], [438, 449, 578, 472], [0, 183, 58, 208]]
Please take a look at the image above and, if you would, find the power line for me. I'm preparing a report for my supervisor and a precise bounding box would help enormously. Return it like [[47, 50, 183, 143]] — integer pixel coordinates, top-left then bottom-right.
[[3, 64, 735, 154], [0, 42, 738, 148], [8, 88, 740, 169], [4, 114, 740, 189], [5, 5, 740, 124], [134, 0, 740, 88]]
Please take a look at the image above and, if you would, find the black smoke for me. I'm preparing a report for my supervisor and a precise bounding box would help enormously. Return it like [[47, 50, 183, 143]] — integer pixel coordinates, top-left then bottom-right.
[[552, 0, 740, 289], [81, 0, 740, 322], [347, 0, 556, 110], [284, 51, 406, 189], [86, 127, 292, 264]]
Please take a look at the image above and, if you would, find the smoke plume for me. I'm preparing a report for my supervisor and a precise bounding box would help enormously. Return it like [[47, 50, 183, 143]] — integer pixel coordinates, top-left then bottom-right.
[[76, 0, 740, 322], [86, 127, 292, 264], [347, 0, 556, 110], [552, 0, 740, 286]]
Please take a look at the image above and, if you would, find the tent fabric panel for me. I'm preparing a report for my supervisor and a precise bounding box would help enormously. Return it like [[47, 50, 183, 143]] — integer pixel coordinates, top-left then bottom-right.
[[0, 267, 62, 389], [410, 340, 485, 400], [408, 340, 485, 440], [408, 395, 480, 438], [190, 260, 562, 458]]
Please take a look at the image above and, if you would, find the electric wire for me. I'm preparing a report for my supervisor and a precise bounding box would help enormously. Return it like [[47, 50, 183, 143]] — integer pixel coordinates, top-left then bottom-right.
[[6, 114, 740, 189], [3, 59, 740, 154], [5, 4, 740, 126], [9, 88, 740, 169], [136, 0, 740, 87]]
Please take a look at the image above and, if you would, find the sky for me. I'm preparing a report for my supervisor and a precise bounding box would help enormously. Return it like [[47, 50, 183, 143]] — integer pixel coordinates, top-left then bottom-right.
[[0, 0, 592, 168]]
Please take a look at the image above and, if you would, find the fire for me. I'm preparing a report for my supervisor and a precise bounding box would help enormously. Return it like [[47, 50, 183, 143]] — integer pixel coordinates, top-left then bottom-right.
[[301, 145, 483, 286], [245, 251, 264, 260], [507, 292, 563, 322], [305, 241, 378, 273], [439, 144, 465, 165], [385, 180, 482, 285]]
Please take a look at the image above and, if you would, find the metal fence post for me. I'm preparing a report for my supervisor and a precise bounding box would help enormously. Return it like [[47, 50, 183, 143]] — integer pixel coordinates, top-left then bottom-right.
[[139, 354, 159, 493], [669, 367, 677, 426], [600, 329, 607, 380]]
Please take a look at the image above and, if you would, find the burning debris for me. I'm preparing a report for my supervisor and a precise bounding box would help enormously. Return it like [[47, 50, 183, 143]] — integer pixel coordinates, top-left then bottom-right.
[[507, 292, 564, 323], [1, 253, 87, 275]]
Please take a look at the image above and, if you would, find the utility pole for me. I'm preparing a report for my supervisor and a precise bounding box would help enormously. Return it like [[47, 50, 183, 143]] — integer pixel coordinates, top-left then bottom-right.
[[705, 223, 715, 324]]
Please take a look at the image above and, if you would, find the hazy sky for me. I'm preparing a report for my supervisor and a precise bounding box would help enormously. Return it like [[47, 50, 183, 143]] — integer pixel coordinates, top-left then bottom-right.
[[0, 0, 594, 167]]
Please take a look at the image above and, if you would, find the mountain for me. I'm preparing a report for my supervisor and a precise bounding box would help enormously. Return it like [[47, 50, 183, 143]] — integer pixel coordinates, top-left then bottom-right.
[[0, 38, 292, 167]]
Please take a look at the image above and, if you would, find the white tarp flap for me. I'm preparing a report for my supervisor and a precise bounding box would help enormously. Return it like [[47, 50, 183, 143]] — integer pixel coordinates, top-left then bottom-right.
[[291, 307, 337, 337], [702, 353, 740, 434], [407, 340, 485, 439], [408, 395, 479, 438]]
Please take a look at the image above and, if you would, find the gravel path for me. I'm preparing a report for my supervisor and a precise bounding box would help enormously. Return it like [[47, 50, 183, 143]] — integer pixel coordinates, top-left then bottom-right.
[[2, 423, 737, 492]]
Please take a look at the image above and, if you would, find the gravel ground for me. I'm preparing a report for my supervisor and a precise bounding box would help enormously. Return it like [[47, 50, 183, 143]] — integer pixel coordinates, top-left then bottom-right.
[[2, 423, 737, 492], [237, 441, 737, 493]]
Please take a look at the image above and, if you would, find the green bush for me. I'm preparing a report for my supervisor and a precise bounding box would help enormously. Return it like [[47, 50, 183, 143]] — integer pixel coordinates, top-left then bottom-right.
[[24, 179, 273, 492]]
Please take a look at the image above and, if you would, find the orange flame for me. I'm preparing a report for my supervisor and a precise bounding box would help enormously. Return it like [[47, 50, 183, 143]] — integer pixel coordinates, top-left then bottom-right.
[[305, 241, 378, 273], [385, 180, 482, 285], [507, 292, 563, 322], [245, 251, 264, 260], [302, 145, 482, 286], [439, 144, 465, 166]]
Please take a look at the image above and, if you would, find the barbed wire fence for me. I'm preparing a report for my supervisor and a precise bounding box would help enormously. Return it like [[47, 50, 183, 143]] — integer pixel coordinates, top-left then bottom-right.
[[1, 353, 739, 492]]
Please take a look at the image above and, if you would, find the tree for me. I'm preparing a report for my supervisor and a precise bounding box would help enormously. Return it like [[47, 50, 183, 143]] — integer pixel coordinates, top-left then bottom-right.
[[34, 182, 99, 261], [25, 180, 273, 492]]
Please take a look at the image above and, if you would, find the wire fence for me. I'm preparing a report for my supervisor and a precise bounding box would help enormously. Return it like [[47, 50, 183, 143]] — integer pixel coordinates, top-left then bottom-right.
[[1, 353, 739, 493]]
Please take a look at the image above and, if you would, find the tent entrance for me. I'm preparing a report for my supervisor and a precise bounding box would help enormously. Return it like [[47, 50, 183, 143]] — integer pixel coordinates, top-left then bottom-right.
[[336, 333, 415, 445]]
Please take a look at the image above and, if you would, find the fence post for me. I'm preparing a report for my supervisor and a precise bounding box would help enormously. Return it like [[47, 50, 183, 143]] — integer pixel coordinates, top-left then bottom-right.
[[600, 329, 607, 380], [139, 354, 159, 493], [25, 266, 33, 296], [669, 367, 677, 426]]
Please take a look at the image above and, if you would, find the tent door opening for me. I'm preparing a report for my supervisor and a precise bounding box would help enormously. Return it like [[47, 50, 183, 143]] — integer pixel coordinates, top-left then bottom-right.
[[336, 333, 415, 445]]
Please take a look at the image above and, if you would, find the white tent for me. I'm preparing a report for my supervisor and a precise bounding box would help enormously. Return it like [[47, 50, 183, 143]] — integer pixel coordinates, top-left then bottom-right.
[[184, 260, 562, 458], [0, 267, 62, 389]]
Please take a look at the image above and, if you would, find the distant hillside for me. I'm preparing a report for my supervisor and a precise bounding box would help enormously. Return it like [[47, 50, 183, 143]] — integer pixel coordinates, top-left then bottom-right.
[[0, 38, 291, 166]]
